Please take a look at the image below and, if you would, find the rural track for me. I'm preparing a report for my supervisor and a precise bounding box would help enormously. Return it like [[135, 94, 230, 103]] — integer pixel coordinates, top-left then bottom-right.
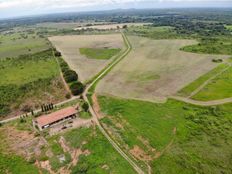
[[170, 96, 232, 106], [188, 63, 232, 98], [83, 32, 145, 174]]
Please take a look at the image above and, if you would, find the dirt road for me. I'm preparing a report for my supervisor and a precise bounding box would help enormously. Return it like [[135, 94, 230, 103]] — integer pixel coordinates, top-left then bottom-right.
[[83, 32, 144, 174], [170, 96, 232, 106]]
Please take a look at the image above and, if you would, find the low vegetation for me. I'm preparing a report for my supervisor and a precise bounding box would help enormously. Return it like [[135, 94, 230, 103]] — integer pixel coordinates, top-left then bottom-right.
[[192, 66, 232, 101], [181, 37, 232, 55], [64, 127, 135, 174], [99, 95, 232, 173], [178, 63, 229, 97], [79, 47, 121, 60], [0, 50, 66, 118], [0, 31, 50, 59]]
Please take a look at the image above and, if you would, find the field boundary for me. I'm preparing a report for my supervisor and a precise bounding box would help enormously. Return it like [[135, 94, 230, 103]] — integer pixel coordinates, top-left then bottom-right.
[[170, 96, 232, 106], [188, 63, 231, 98]]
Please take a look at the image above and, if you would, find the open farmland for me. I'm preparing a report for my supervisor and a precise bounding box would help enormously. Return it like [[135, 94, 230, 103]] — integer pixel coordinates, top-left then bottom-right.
[[49, 34, 125, 82], [0, 32, 50, 59], [74, 23, 151, 30], [96, 36, 229, 102]]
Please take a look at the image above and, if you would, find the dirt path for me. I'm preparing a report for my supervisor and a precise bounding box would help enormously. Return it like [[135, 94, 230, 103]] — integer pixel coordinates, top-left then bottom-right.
[[188, 63, 231, 98], [83, 32, 145, 174], [170, 96, 232, 106]]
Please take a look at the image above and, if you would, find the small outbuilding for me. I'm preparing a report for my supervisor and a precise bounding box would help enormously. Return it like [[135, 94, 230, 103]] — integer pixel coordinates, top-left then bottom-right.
[[33, 107, 77, 130]]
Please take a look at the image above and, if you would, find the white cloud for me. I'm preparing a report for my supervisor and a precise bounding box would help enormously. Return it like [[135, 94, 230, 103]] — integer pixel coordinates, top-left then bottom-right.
[[0, 0, 228, 10], [0, 0, 231, 19]]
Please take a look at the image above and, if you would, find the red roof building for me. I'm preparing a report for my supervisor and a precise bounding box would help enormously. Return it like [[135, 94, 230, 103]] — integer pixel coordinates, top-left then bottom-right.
[[33, 107, 77, 130]]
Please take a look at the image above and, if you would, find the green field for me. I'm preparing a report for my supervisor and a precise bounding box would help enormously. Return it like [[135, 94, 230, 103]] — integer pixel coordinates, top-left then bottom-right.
[[126, 26, 179, 39], [0, 50, 66, 117], [64, 127, 135, 174], [225, 25, 232, 31], [181, 37, 232, 55], [0, 32, 50, 58], [178, 63, 229, 97], [99, 95, 232, 173], [79, 47, 121, 60], [192, 66, 232, 101]]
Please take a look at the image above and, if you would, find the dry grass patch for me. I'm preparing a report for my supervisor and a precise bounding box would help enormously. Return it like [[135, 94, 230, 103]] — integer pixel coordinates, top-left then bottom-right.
[[49, 34, 125, 82], [96, 36, 229, 102]]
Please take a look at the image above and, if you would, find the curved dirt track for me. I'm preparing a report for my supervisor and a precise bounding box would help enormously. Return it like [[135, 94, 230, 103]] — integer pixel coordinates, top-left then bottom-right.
[[170, 96, 232, 106]]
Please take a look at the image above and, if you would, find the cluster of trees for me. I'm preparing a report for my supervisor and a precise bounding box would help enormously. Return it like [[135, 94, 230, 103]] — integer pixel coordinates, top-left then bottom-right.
[[41, 103, 54, 112], [55, 50, 84, 96]]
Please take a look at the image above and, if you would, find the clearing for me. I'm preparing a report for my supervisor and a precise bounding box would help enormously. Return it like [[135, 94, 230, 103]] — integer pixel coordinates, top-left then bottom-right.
[[96, 36, 229, 102], [49, 34, 126, 82]]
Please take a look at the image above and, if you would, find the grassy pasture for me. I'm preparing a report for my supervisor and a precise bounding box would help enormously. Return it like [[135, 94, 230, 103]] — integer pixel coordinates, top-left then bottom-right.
[[0, 32, 50, 58], [80, 47, 121, 60], [178, 63, 229, 97], [126, 26, 179, 39], [49, 34, 125, 82], [225, 25, 232, 31], [98, 95, 232, 173], [64, 127, 135, 174], [191, 66, 232, 101], [0, 50, 66, 118], [96, 36, 229, 102]]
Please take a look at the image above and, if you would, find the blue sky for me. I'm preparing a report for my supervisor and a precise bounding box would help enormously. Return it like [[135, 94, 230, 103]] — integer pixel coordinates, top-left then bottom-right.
[[0, 0, 232, 19]]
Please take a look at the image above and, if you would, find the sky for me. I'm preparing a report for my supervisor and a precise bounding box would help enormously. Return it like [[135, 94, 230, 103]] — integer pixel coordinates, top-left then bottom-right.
[[0, 0, 232, 19]]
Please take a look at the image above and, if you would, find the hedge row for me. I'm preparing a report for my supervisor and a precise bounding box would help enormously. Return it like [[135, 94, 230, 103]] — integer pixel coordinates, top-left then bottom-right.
[[55, 50, 84, 96]]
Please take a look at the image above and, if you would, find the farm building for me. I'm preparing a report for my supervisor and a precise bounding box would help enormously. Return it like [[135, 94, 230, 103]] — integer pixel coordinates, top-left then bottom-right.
[[33, 107, 77, 130]]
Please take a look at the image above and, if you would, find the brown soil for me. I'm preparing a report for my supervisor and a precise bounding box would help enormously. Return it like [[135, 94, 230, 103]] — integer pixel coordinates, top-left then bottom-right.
[[1, 126, 45, 159], [92, 93, 104, 119], [129, 145, 152, 161]]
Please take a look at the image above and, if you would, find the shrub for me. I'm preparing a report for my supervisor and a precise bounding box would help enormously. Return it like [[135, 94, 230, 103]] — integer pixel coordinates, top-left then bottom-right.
[[63, 70, 78, 83], [212, 59, 223, 63], [54, 51, 61, 57], [65, 93, 71, 99], [70, 82, 85, 96], [82, 102, 89, 112]]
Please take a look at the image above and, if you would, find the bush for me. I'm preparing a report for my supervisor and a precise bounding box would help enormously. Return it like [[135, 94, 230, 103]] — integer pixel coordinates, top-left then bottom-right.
[[212, 59, 223, 63], [82, 102, 89, 112], [70, 82, 85, 96], [54, 51, 61, 57], [65, 93, 71, 99], [63, 70, 78, 83]]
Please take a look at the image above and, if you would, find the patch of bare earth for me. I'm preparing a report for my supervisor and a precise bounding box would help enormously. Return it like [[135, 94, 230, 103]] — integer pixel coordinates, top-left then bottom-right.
[[1, 126, 46, 160], [129, 145, 152, 162], [49, 34, 125, 82], [59, 136, 91, 168], [96, 36, 230, 102], [92, 93, 105, 119]]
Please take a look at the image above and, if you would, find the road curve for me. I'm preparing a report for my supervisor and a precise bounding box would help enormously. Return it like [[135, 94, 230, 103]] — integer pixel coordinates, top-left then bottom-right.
[[83, 33, 145, 174], [170, 96, 232, 106]]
